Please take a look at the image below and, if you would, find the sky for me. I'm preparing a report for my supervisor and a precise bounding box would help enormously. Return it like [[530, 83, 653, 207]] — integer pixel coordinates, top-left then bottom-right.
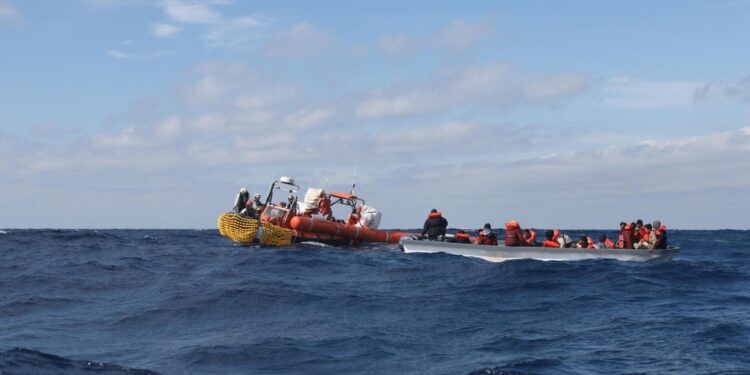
[[1, 0, 749, 230]]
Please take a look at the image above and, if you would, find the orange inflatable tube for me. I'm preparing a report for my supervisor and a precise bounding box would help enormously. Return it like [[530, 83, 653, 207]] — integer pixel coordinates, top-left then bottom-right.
[[289, 216, 412, 244]]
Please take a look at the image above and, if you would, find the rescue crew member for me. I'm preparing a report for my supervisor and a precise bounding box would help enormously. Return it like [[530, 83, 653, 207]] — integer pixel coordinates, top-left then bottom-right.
[[504, 220, 524, 246], [250, 193, 265, 218], [476, 223, 498, 246], [523, 228, 538, 246], [233, 188, 250, 213], [543, 230, 560, 248], [651, 220, 668, 249], [421, 209, 448, 241]]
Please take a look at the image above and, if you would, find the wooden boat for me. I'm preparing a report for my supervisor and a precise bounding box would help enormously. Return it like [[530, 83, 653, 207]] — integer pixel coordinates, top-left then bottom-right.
[[398, 238, 679, 263]]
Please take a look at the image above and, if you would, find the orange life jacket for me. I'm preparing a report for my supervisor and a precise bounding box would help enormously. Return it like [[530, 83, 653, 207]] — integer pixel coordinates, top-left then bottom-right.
[[428, 212, 442, 219], [504, 221, 523, 246], [605, 239, 615, 248], [543, 240, 560, 248], [455, 232, 470, 240]]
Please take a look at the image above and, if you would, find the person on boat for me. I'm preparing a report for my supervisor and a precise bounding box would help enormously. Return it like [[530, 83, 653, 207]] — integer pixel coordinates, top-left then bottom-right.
[[233, 188, 250, 214], [575, 236, 595, 249], [556, 230, 574, 248], [651, 220, 668, 249], [421, 209, 448, 241], [616, 222, 635, 249], [476, 223, 498, 246], [355, 205, 382, 229], [542, 230, 561, 248], [454, 230, 471, 244], [634, 223, 654, 249], [504, 220, 525, 246], [594, 234, 615, 249], [249, 194, 264, 217], [523, 228, 538, 246]]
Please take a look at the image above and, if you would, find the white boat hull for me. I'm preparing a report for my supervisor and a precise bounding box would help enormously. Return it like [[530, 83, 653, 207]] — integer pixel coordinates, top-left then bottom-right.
[[399, 239, 678, 263]]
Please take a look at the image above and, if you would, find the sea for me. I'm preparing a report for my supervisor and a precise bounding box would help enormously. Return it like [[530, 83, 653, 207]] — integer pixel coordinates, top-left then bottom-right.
[[1, 229, 749, 375]]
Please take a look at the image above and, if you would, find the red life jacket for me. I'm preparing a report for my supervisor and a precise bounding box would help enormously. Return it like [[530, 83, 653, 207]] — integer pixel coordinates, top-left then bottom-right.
[[504, 221, 523, 246], [605, 239, 615, 248], [428, 212, 442, 219], [587, 236, 595, 249], [543, 240, 560, 248]]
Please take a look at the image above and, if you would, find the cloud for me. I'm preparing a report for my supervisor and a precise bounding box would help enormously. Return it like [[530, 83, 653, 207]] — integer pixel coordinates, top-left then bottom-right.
[[380, 20, 492, 57], [152, 23, 181, 38], [381, 34, 419, 57], [602, 77, 700, 109], [356, 63, 590, 118], [160, 0, 222, 24], [694, 76, 750, 104], [203, 15, 268, 49], [106, 49, 134, 59], [429, 20, 491, 51], [265, 22, 333, 57], [0, 1, 19, 20]]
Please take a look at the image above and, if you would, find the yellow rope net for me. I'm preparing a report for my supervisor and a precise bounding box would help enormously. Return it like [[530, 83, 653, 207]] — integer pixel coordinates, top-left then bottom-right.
[[217, 212, 293, 246]]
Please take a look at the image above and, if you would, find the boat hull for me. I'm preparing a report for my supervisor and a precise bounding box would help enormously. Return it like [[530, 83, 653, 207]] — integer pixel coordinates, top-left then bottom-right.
[[290, 216, 412, 244], [399, 239, 679, 263]]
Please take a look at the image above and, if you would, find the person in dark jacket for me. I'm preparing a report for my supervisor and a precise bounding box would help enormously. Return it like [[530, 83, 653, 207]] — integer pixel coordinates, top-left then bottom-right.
[[476, 223, 498, 246], [421, 209, 448, 240], [234, 188, 250, 213], [652, 220, 668, 249]]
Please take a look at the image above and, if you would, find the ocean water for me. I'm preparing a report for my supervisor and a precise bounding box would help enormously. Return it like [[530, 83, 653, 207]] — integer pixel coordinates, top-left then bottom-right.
[[1, 229, 749, 375]]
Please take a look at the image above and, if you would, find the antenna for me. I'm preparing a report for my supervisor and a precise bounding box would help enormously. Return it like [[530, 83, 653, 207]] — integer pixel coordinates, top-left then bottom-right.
[[350, 161, 359, 195]]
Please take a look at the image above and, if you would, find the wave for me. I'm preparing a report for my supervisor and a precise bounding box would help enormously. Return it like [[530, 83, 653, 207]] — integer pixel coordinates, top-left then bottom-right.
[[0, 348, 159, 375]]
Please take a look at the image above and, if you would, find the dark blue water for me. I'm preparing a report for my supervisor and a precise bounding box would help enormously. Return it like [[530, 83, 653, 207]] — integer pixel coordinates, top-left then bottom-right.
[[1, 229, 749, 374]]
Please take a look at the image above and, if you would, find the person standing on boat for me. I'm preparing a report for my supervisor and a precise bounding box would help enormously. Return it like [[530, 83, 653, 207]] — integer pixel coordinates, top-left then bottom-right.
[[421, 209, 448, 241], [249, 194, 264, 218], [233, 188, 250, 214], [476, 223, 498, 245], [616, 222, 635, 249]]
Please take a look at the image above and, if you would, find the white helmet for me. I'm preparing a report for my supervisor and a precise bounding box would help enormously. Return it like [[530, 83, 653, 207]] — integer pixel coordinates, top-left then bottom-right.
[[240, 188, 247, 194]]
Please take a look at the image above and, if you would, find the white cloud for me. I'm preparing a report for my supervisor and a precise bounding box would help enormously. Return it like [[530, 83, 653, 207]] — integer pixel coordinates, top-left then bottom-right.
[[152, 23, 181, 38], [106, 49, 133, 59], [380, 20, 491, 57], [203, 15, 268, 49], [602, 77, 700, 109], [356, 63, 589, 118], [694, 76, 750, 104], [155, 116, 182, 138], [91, 126, 140, 148], [265, 22, 333, 57], [0, 1, 19, 19], [429, 20, 491, 51], [160, 0, 221, 24], [381, 34, 419, 57]]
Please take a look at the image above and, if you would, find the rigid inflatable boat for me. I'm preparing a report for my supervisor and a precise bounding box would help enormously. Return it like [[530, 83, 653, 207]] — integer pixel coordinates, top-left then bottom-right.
[[399, 238, 679, 263], [218, 176, 413, 246]]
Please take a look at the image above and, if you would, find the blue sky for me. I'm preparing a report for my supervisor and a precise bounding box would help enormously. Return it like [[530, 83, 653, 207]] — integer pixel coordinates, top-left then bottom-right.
[[1, 0, 749, 229]]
